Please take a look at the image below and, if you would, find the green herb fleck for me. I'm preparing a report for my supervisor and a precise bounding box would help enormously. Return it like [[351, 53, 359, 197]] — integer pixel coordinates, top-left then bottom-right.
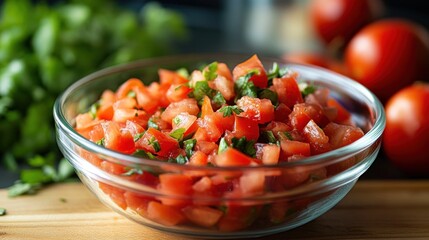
[[168, 154, 188, 164], [89, 101, 100, 119], [183, 139, 197, 158], [231, 137, 256, 157], [148, 137, 161, 152], [192, 80, 216, 103], [148, 118, 159, 130], [299, 83, 317, 97], [122, 168, 143, 176], [218, 105, 243, 117], [283, 131, 293, 140], [203, 61, 218, 81], [172, 116, 181, 126], [127, 90, 136, 98], [235, 70, 259, 99], [258, 88, 278, 106], [212, 91, 226, 107], [267, 62, 289, 80], [133, 150, 156, 159], [169, 128, 185, 141], [133, 132, 144, 142], [262, 131, 277, 144], [0, 208, 6, 216], [176, 68, 189, 79], [95, 138, 105, 146]]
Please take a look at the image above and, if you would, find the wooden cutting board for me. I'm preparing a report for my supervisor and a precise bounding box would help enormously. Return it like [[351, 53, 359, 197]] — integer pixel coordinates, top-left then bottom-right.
[[1, 181, 429, 240]]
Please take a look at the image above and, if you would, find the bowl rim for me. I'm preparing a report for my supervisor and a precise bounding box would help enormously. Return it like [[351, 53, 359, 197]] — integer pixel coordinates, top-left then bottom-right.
[[53, 53, 386, 171]]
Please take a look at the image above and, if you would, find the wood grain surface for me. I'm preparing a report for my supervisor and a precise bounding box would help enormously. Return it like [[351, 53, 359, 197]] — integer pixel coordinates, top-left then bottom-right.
[[1, 181, 429, 240]]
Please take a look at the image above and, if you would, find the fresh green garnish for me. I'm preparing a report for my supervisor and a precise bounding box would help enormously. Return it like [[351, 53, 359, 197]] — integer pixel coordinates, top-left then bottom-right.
[[133, 149, 155, 159], [89, 101, 100, 119], [235, 70, 259, 99], [258, 88, 278, 106], [148, 137, 161, 152], [203, 61, 218, 81], [231, 137, 256, 157], [212, 91, 226, 107], [168, 154, 188, 164], [133, 132, 144, 142], [218, 105, 243, 117], [95, 138, 105, 146], [0, 208, 6, 216], [127, 90, 136, 98], [192, 80, 216, 103], [183, 139, 196, 158], [176, 68, 189, 79], [148, 118, 160, 130], [122, 168, 143, 176], [262, 131, 278, 144], [283, 131, 294, 140], [299, 82, 317, 97], [169, 128, 185, 141], [267, 62, 289, 80]]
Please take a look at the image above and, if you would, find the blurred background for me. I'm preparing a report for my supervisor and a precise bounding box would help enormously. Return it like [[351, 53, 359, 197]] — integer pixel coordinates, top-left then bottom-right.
[[1, 0, 428, 190]]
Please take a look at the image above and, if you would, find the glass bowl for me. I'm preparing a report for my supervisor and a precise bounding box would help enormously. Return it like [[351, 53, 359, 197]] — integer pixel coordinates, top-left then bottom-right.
[[53, 54, 385, 239]]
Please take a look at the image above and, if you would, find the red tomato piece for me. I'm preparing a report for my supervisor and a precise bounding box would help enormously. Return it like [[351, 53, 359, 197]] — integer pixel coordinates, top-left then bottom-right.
[[273, 73, 304, 109], [233, 54, 268, 88], [136, 128, 179, 158], [99, 182, 127, 210], [233, 115, 259, 141], [280, 140, 311, 159], [171, 112, 198, 137], [147, 201, 186, 226], [124, 191, 154, 217], [302, 120, 329, 144], [323, 122, 364, 149], [274, 103, 292, 123], [166, 84, 192, 103], [215, 148, 255, 167], [237, 96, 274, 124], [182, 206, 224, 227], [158, 68, 188, 85], [161, 98, 199, 124], [201, 95, 214, 118], [289, 103, 330, 131], [327, 98, 351, 123], [159, 173, 193, 206], [101, 121, 135, 154]]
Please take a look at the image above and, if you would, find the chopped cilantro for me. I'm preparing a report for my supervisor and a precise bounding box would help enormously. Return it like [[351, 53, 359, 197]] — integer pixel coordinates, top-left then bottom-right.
[[176, 68, 189, 79], [133, 132, 144, 142], [203, 61, 218, 81], [192, 80, 216, 103], [0, 208, 6, 216], [133, 150, 155, 159], [218, 137, 228, 154], [258, 88, 278, 106], [235, 71, 259, 100], [127, 90, 136, 98], [212, 91, 226, 107], [148, 118, 159, 130], [148, 137, 161, 152], [267, 62, 289, 85], [262, 131, 278, 144], [183, 139, 196, 158], [283, 131, 293, 140], [169, 128, 185, 141], [218, 105, 243, 117], [168, 154, 188, 164], [89, 101, 100, 119], [95, 138, 105, 146], [299, 82, 317, 97], [231, 137, 256, 157], [122, 168, 143, 176]]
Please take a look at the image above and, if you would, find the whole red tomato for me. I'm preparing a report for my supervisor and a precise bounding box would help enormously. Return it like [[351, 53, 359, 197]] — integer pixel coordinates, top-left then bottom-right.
[[345, 19, 429, 102], [310, 0, 383, 45], [383, 84, 429, 175]]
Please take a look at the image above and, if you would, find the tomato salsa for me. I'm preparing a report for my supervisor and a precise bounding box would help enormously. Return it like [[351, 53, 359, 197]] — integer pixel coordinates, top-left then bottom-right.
[[75, 55, 364, 231]]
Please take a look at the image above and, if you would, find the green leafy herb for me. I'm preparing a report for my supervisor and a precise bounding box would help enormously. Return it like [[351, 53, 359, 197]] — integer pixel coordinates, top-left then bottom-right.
[[133, 149, 155, 159], [8, 182, 42, 197], [283, 131, 294, 140], [258, 88, 278, 106], [133, 132, 144, 142], [212, 91, 226, 107], [169, 128, 185, 141], [176, 68, 189, 79], [262, 131, 278, 144], [168, 154, 188, 164], [192, 80, 216, 103], [267, 62, 289, 80], [299, 82, 317, 97], [235, 71, 259, 99], [95, 138, 105, 146], [148, 118, 160, 130], [203, 61, 218, 81], [0, 208, 6, 216], [231, 137, 256, 157], [218, 105, 243, 117], [183, 139, 196, 158], [89, 101, 100, 119], [122, 168, 143, 176], [218, 137, 228, 154], [148, 137, 161, 152]]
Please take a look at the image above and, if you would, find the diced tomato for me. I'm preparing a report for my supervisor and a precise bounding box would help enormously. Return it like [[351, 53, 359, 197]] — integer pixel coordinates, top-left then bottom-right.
[[182, 206, 224, 227], [147, 82, 170, 108], [101, 121, 135, 154], [236, 96, 274, 124], [214, 75, 235, 100], [273, 73, 304, 109], [201, 95, 214, 118], [289, 103, 329, 131], [233, 54, 268, 88], [215, 148, 255, 167], [323, 122, 364, 149], [99, 182, 127, 210], [233, 115, 259, 141], [302, 120, 329, 144], [100, 161, 127, 175], [115, 78, 145, 99], [195, 140, 218, 155], [218, 205, 260, 232], [134, 84, 159, 113], [189, 70, 205, 87], [161, 98, 199, 124], [124, 120, 145, 136], [239, 171, 265, 195], [124, 191, 154, 217], [112, 108, 148, 127], [171, 112, 198, 137], [327, 98, 351, 123], [213, 111, 235, 132], [274, 103, 292, 123], [159, 173, 193, 206], [261, 144, 281, 165], [217, 62, 233, 81], [192, 176, 213, 192], [188, 150, 208, 166], [147, 201, 186, 226], [75, 113, 94, 130], [280, 139, 311, 159], [136, 128, 179, 158], [166, 84, 192, 103], [158, 68, 188, 85]]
